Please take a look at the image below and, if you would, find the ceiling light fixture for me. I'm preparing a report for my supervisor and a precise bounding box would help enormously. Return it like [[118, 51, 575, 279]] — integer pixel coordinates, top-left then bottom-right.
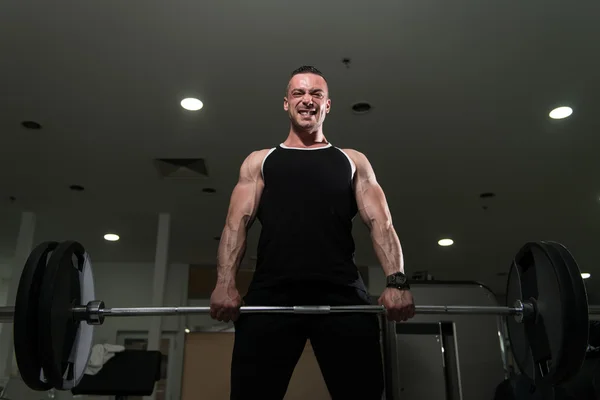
[[438, 238, 454, 247], [104, 233, 120, 242], [181, 98, 203, 111], [184, 328, 191, 334], [351, 102, 372, 114], [581, 273, 591, 279], [549, 106, 573, 120], [21, 121, 42, 130]]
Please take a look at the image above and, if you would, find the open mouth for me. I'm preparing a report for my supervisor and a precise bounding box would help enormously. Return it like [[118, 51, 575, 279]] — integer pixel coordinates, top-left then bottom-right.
[[298, 109, 317, 116]]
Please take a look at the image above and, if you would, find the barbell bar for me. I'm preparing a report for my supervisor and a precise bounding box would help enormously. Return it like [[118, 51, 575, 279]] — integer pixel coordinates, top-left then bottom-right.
[[8, 239, 596, 393], [0, 302, 529, 323], [69, 303, 527, 321], [6, 299, 599, 325]]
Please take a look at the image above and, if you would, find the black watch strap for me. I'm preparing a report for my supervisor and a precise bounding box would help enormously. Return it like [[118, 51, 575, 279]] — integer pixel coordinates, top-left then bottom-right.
[[386, 272, 410, 290]]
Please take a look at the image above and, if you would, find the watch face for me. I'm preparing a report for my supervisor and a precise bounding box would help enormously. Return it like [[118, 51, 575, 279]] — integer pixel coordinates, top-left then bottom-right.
[[389, 274, 406, 285]]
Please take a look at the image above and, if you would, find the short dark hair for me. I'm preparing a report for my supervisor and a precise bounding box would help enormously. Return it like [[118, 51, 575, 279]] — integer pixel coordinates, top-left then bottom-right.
[[290, 65, 325, 79], [286, 65, 328, 96]]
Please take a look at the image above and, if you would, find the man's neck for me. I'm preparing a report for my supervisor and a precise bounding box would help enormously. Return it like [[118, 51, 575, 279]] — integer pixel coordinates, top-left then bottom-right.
[[284, 126, 328, 148]]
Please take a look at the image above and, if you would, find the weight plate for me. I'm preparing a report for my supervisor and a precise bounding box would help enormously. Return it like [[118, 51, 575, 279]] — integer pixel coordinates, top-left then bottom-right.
[[506, 241, 588, 387], [505, 259, 532, 377], [68, 251, 96, 389], [541, 241, 588, 384], [38, 241, 85, 390], [13, 241, 58, 391]]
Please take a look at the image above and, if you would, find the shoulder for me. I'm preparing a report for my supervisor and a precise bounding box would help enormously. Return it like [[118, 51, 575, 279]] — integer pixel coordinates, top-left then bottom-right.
[[339, 148, 371, 169], [340, 148, 376, 180], [239, 148, 274, 179], [244, 148, 274, 166]]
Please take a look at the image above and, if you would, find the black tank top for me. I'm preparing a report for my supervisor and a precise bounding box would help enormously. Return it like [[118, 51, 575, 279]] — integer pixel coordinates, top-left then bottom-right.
[[248, 143, 368, 293]]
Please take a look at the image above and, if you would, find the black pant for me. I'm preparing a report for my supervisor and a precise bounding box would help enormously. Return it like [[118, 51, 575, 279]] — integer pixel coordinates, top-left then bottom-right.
[[230, 282, 384, 400]]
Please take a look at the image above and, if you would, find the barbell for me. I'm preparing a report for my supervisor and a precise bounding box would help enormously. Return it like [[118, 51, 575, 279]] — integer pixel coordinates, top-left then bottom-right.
[[3, 239, 596, 392]]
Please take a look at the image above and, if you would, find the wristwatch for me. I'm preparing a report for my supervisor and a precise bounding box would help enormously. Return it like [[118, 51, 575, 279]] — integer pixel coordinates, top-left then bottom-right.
[[386, 272, 410, 290]]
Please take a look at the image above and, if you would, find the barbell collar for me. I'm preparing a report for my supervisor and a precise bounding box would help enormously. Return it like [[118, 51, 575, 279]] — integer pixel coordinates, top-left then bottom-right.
[[85, 301, 105, 325]]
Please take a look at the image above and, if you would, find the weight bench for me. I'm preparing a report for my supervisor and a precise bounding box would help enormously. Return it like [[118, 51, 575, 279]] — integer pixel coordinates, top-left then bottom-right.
[[71, 350, 162, 399]]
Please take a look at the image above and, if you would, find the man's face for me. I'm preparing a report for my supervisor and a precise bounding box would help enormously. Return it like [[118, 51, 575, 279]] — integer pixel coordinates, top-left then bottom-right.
[[284, 73, 331, 132]]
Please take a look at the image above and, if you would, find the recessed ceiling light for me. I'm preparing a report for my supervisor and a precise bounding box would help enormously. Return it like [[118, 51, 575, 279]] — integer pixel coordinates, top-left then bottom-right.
[[438, 238, 454, 247], [549, 106, 573, 120], [351, 102, 372, 114], [581, 273, 591, 279], [184, 328, 191, 333], [69, 184, 85, 192], [21, 121, 42, 130], [181, 98, 203, 111], [104, 233, 120, 242]]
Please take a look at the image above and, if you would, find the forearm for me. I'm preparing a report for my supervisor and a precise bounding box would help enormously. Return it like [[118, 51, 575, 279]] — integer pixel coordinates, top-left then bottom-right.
[[216, 222, 248, 288], [370, 221, 404, 276]]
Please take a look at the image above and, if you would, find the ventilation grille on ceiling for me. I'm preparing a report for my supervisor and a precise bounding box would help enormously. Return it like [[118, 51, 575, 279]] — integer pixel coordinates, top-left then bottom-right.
[[154, 158, 209, 179]]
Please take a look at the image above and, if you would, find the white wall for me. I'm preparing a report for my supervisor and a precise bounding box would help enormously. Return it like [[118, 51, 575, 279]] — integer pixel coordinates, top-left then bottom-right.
[[0, 262, 14, 297], [0, 263, 12, 338], [367, 266, 386, 295]]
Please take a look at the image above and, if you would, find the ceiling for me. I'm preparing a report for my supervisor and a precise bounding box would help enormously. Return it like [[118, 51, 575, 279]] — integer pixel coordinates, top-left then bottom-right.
[[1, 1, 599, 299]]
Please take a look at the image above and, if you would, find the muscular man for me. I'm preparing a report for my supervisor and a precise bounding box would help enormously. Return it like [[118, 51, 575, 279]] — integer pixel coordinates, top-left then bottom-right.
[[210, 65, 415, 400]]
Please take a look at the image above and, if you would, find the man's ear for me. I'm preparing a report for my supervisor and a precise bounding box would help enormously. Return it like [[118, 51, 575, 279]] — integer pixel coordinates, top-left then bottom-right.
[[326, 98, 331, 114], [283, 97, 289, 111]]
